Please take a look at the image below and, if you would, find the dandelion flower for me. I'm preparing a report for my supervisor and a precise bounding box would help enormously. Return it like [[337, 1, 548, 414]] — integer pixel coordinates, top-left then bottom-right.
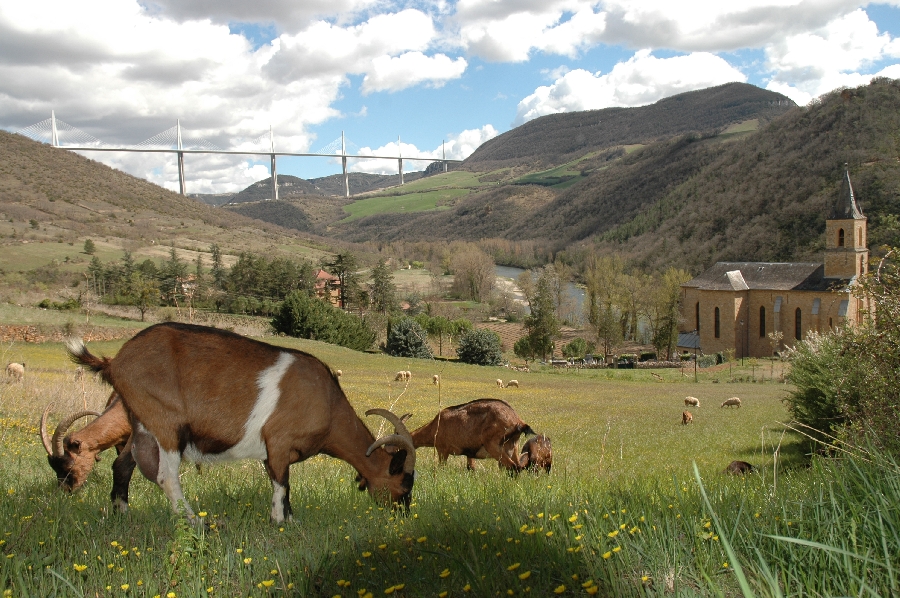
[[553, 585, 566, 594], [270, 570, 277, 575], [545, 531, 553, 537], [167, 593, 176, 598], [507, 563, 520, 571], [440, 568, 451, 578], [586, 587, 599, 595], [236, 549, 243, 554], [73, 563, 87, 572], [198, 512, 207, 517], [362, 552, 372, 558], [243, 558, 252, 565], [463, 584, 471, 592], [722, 562, 729, 569], [612, 546, 621, 553], [518, 571, 531, 580], [607, 530, 618, 538], [121, 584, 130, 591], [602, 551, 612, 559], [379, 544, 387, 550], [261, 580, 274, 588], [619, 524, 626, 530], [568, 514, 578, 523], [703, 521, 711, 529], [581, 580, 593, 588], [417, 536, 427, 543], [641, 576, 649, 582], [439, 592, 448, 598]]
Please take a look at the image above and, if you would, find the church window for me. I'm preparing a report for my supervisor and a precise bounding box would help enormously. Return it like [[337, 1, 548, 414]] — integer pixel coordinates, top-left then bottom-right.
[[838, 228, 845, 247], [714, 307, 720, 339], [759, 306, 766, 337], [860, 255, 865, 274], [795, 308, 802, 340]]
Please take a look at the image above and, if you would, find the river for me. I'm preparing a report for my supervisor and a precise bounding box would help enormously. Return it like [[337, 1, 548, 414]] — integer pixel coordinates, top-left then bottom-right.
[[494, 265, 586, 326]]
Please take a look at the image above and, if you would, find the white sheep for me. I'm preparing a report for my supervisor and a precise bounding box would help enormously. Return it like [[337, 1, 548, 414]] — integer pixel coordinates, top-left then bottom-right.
[[496, 378, 503, 388], [684, 396, 700, 407], [6, 362, 25, 382], [395, 371, 406, 382], [721, 397, 742, 408], [335, 369, 342, 378], [505, 380, 519, 388], [432, 374, 439, 385], [405, 370, 412, 381]]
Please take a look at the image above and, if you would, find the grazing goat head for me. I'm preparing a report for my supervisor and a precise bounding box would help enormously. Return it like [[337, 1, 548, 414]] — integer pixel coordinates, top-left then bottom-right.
[[40, 392, 134, 503], [519, 434, 552, 473], [724, 460, 755, 475], [408, 398, 533, 472], [68, 322, 415, 524]]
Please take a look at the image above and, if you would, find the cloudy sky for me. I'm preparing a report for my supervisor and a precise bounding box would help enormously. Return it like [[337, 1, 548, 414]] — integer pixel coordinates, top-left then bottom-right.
[[2, 1, 900, 193]]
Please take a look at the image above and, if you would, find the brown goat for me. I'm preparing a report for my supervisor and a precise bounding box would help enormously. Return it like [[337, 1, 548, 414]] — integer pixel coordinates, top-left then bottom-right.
[[682, 410, 693, 425], [724, 460, 756, 475], [40, 392, 136, 509], [69, 322, 415, 523], [407, 398, 534, 472], [518, 434, 552, 473]]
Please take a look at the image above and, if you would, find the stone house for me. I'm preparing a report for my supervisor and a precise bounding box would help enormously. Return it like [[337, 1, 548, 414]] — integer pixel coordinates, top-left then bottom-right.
[[679, 167, 870, 358]]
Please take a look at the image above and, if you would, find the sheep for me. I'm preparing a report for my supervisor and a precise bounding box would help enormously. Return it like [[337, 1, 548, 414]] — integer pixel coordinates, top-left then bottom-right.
[[335, 369, 342, 378], [405, 370, 412, 381], [69, 322, 416, 524], [406, 398, 534, 472], [682, 410, 693, 425], [518, 434, 552, 473], [6, 362, 24, 382], [432, 374, 439, 385], [684, 396, 700, 407], [721, 397, 742, 408], [724, 460, 756, 475], [505, 380, 519, 388], [40, 392, 135, 509], [395, 371, 406, 381], [496, 379, 503, 388]]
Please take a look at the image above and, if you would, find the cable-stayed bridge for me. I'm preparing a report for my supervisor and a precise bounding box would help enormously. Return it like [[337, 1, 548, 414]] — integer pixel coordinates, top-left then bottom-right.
[[16, 112, 458, 199]]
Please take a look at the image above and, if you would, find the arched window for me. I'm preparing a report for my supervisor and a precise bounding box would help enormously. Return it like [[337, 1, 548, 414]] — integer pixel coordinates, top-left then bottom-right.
[[759, 306, 766, 338], [857, 227, 861, 245], [838, 228, 845, 247], [860, 255, 865, 274], [714, 307, 720, 339], [695, 302, 700, 332], [795, 308, 802, 340]]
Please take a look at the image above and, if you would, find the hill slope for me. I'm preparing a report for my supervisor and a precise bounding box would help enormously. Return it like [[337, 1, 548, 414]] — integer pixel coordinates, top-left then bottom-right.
[[462, 82, 795, 171], [330, 79, 900, 272]]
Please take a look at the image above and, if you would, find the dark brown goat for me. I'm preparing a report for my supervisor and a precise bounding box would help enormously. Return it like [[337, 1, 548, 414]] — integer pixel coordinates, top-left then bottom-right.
[[519, 434, 552, 473], [40, 392, 136, 510], [69, 322, 415, 523], [408, 398, 534, 472], [724, 460, 756, 475]]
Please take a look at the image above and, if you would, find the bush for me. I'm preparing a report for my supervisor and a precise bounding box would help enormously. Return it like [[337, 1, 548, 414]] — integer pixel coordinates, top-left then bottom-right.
[[272, 291, 376, 352], [562, 337, 593, 359], [639, 351, 657, 362], [384, 317, 433, 359], [456, 328, 504, 366], [697, 354, 717, 368]]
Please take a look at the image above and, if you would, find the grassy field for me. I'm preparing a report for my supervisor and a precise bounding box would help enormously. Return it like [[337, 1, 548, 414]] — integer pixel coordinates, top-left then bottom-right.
[[340, 189, 471, 222], [0, 332, 897, 597]]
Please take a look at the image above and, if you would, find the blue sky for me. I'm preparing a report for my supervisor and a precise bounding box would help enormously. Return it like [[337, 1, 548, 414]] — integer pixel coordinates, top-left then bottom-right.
[[2, 1, 900, 190]]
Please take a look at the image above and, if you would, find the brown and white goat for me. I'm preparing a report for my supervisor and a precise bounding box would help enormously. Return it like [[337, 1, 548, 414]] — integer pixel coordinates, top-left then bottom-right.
[[40, 392, 136, 509], [68, 322, 416, 523], [519, 434, 552, 473], [407, 398, 534, 472], [682, 410, 693, 425]]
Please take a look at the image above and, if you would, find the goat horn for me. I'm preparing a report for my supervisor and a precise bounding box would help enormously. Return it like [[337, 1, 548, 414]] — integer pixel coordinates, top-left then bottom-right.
[[40, 404, 54, 456], [50, 410, 102, 457], [366, 435, 416, 474], [365, 408, 412, 439]]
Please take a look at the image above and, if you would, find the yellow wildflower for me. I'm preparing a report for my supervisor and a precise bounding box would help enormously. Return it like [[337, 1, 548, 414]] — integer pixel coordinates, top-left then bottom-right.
[[568, 514, 578, 523], [198, 512, 207, 517], [417, 536, 427, 543], [612, 546, 621, 553], [463, 584, 471, 592], [607, 530, 618, 538], [73, 564, 87, 572], [243, 558, 252, 565], [586, 587, 599, 595], [518, 571, 531, 580], [261, 580, 274, 588], [440, 568, 451, 578], [553, 585, 566, 594], [121, 584, 130, 591], [362, 552, 372, 558], [602, 551, 612, 559], [507, 563, 520, 570]]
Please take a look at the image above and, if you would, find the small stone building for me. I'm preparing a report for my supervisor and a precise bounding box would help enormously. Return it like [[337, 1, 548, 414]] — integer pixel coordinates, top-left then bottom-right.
[[679, 167, 870, 358]]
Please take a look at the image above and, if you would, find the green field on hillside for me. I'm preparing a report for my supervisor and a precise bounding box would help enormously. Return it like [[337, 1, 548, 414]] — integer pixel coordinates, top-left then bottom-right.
[[5, 323, 895, 596], [341, 188, 471, 222]]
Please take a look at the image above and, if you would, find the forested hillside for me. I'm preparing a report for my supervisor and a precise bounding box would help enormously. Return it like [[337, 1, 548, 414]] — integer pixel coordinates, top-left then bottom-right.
[[462, 82, 795, 171], [333, 79, 900, 273]]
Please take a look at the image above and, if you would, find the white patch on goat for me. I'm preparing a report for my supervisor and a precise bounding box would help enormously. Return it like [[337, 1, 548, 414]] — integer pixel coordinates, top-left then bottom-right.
[[184, 352, 295, 464], [157, 447, 196, 520], [271, 481, 288, 523]]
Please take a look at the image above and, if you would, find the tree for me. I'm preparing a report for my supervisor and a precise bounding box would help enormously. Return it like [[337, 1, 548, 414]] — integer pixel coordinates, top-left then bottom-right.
[[370, 259, 397, 315], [160, 245, 188, 306], [323, 252, 360, 310], [127, 272, 160, 322], [514, 336, 539, 364], [584, 254, 624, 356], [450, 243, 495, 302], [649, 268, 691, 359], [456, 328, 503, 366], [385, 317, 433, 359], [562, 337, 593, 360], [210, 243, 226, 289], [272, 291, 376, 351], [520, 267, 560, 361], [83, 239, 95, 255]]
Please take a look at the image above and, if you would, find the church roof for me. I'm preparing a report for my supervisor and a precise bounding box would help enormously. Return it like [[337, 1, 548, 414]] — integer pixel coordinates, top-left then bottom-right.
[[830, 165, 865, 220], [683, 262, 853, 292]]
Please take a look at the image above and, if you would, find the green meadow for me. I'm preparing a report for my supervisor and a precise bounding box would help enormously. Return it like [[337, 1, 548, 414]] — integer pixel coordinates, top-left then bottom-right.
[[340, 189, 471, 222], [1, 334, 898, 597]]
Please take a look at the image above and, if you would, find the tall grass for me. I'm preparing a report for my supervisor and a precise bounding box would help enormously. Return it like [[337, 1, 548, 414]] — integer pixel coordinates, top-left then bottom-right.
[[1, 336, 897, 596]]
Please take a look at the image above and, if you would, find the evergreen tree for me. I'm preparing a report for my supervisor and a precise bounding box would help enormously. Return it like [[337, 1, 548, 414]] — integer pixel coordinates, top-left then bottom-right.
[[323, 252, 360, 310], [210, 243, 226, 289], [385, 317, 433, 359], [456, 328, 503, 366], [273, 291, 375, 351], [370, 259, 397, 315], [521, 268, 560, 361]]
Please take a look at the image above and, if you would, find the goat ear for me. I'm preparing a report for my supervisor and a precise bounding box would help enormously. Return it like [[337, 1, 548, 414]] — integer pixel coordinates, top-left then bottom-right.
[[355, 473, 367, 492], [389, 450, 408, 476], [68, 439, 82, 453]]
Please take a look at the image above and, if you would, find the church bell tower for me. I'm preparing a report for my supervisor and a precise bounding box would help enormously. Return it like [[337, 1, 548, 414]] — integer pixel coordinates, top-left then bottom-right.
[[825, 165, 868, 279]]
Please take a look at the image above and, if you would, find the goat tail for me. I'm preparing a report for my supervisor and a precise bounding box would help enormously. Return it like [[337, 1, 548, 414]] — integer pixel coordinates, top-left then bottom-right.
[[521, 425, 536, 437], [504, 424, 536, 444], [66, 338, 112, 385]]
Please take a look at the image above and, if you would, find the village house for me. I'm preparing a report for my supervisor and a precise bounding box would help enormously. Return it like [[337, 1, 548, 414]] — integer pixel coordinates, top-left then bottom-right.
[[679, 166, 870, 358], [314, 269, 341, 307]]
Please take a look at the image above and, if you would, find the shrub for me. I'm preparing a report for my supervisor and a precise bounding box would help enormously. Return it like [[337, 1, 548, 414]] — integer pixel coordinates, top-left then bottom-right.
[[272, 291, 376, 352], [457, 328, 504, 366], [639, 351, 657, 362], [384, 317, 433, 359], [562, 337, 593, 359], [697, 354, 717, 368]]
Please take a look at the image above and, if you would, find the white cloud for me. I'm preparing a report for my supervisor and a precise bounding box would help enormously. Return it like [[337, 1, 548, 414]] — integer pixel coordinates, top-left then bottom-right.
[[763, 9, 900, 104], [514, 50, 747, 124], [362, 52, 467, 93], [348, 124, 498, 173], [143, 0, 375, 29]]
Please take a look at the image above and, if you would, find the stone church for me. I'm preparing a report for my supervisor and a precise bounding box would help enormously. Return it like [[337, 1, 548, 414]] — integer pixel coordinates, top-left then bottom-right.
[[679, 167, 870, 358]]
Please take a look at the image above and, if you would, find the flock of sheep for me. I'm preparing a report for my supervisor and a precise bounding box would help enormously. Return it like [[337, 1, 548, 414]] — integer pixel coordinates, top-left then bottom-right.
[[680, 394, 753, 474]]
